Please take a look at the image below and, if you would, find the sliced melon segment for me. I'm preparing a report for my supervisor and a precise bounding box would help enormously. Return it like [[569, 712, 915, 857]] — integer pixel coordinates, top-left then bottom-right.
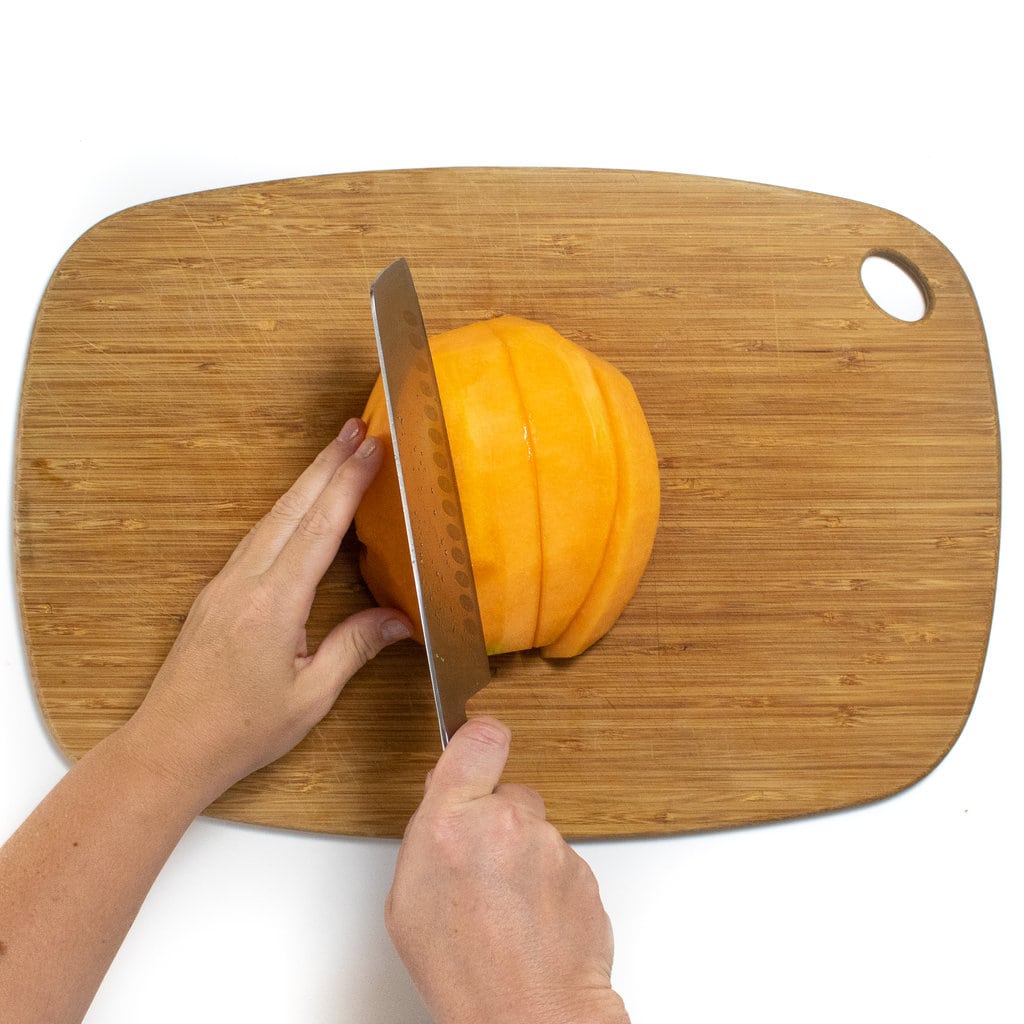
[[357, 376, 421, 636], [432, 321, 541, 654], [489, 316, 618, 648], [541, 354, 660, 658], [356, 322, 542, 655]]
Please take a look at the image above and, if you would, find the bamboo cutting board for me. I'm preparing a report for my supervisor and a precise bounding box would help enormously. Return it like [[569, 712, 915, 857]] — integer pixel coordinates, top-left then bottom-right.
[[14, 168, 999, 838]]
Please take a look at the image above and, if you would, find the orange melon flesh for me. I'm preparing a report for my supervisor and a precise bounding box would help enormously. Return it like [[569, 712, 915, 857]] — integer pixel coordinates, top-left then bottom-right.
[[540, 353, 660, 658], [489, 317, 618, 648], [355, 315, 659, 659], [431, 321, 541, 653], [356, 378, 421, 634], [356, 323, 543, 654]]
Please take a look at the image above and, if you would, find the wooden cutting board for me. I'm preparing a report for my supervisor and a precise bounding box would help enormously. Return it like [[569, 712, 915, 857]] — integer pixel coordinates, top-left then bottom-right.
[[14, 168, 999, 838]]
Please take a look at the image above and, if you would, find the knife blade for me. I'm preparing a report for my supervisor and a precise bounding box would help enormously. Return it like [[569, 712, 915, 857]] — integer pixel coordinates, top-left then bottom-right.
[[369, 258, 491, 748]]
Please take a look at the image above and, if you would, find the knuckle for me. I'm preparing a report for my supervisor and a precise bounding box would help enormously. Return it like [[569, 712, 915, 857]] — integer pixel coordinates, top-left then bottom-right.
[[419, 813, 466, 865], [463, 717, 511, 752], [187, 574, 233, 629], [489, 798, 531, 842], [499, 782, 545, 814], [270, 488, 308, 522], [315, 441, 341, 466], [298, 501, 334, 541], [337, 624, 382, 667], [192, 575, 221, 611], [239, 578, 280, 625], [571, 848, 601, 893], [332, 455, 375, 497]]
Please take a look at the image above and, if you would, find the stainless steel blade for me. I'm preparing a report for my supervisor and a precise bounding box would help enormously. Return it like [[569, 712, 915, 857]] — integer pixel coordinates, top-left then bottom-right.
[[370, 258, 490, 747]]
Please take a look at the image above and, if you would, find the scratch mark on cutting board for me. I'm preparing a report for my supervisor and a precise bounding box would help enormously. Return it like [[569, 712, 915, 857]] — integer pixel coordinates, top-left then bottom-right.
[[154, 218, 206, 346], [177, 198, 294, 404], [74, 335, 141, 383], [180, 199, 255, 329], [310, 723, 345, 789], [280, 227, 339, 314], [37, 378, 79, 441]]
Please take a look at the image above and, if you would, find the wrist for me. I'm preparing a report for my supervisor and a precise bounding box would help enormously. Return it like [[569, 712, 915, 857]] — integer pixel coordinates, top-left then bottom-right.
[[537, 989, 630, 1024], [444, 988, 629, 1024], [113, 705, 231, 813]]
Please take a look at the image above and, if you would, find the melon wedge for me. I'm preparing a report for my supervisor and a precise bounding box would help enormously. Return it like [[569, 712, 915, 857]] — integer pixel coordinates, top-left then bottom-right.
[[489, 317, 618, 648], [541, 353, 660, 658]]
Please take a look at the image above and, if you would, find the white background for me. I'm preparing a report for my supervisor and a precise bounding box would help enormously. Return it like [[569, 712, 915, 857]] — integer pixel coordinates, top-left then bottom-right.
[[2, 2, 1021, 1021]]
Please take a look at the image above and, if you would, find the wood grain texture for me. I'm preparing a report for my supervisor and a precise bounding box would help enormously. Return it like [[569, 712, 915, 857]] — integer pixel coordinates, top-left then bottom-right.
[[14, 168, 999, 837]]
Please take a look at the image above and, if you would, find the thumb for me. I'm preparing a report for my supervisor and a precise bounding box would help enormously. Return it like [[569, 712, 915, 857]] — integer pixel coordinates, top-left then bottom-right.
[[306, 607, 411, 697], [423, 716, 511, 807]]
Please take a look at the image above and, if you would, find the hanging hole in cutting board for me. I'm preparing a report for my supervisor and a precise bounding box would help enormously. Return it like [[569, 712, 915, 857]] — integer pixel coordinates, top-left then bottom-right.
[[860, 253, 929, 322]]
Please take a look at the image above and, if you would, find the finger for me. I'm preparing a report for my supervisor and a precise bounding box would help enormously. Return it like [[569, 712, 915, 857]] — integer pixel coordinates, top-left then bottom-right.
[[301, 607, 412, 712], [229, 419, 367, 573], [493, 782, 547, 819], [266, 434, 383, 601], [422, 717, 512, 808]]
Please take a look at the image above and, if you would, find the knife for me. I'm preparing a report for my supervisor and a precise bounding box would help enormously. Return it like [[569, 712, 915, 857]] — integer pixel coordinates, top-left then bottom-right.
[[370, 258, 491, 748]]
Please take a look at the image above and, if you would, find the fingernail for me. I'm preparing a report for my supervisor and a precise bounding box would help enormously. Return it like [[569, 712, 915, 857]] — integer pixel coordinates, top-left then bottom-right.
[[357, 436, 378, 459], [381, 618, 410, 642], [339, 418, 362, 442]]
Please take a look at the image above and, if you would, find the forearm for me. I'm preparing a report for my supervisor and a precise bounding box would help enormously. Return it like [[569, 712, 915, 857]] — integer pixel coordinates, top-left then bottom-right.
[[0, 720, 212, 1024], [0, 424, 405, 1023]]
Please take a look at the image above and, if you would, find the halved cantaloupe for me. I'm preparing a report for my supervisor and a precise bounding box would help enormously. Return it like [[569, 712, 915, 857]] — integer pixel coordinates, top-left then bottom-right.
[[355, 315, 659, 658]]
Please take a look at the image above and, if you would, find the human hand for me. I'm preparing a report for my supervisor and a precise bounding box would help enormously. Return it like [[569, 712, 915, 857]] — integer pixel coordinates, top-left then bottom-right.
[[385, 717, 630, 1024], [121, 418, 411, 804]]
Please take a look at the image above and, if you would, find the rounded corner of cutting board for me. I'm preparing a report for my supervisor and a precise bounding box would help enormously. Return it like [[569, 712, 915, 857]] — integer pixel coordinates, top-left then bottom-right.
[[14, 167, 1001, 837]]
